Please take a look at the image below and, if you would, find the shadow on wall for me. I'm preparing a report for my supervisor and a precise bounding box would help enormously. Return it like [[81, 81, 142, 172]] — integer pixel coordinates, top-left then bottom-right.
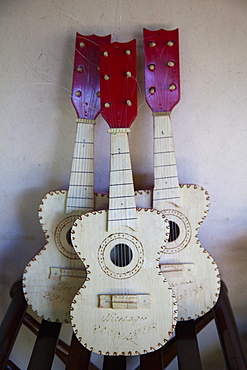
[[0, 187, 46, 319]]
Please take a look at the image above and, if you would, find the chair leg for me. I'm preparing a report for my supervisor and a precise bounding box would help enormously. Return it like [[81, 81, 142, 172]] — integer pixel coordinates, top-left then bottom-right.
[[27, 320, 61, 370], [103, 355, 126, 370], [175, 319, 203, 370], [4, 359, 21, 370], [0, 281, 27, 369], [65, 333, 91, 370], [213, 281, 247, 370], [140, 348, 163, 369]]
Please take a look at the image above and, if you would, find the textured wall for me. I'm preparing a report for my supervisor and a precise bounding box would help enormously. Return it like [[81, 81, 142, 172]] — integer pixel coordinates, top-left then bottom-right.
[[1, 0, 247, 367]]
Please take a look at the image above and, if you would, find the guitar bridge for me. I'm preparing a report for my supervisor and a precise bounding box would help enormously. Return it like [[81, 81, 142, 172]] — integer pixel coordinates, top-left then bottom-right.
[[159, 263, 194, 278], [49, 267, 86, 282], [98, 294, 151, 309]]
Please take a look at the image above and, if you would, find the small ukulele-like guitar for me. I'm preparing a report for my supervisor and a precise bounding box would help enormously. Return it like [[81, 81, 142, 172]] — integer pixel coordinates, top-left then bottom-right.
[[22, 33, 111, 323], [70, 40, 177, 356], [141, 28, 221, 320]]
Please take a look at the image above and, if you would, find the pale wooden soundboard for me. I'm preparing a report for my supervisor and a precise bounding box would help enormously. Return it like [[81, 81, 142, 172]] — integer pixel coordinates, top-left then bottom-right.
[[70, 131, 177, 355], [135, 113, 220, 321], [22, 121, 108, 323]]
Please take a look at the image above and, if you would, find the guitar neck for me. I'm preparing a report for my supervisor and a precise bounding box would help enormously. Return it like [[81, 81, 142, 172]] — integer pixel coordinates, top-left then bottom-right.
[[153, 113, 180, 209], [143, 28, 181, 209], [98, 39, 138, 231], [108, 130, 137, 231], [67, 33, 111, 214], [66, 120, 95, 214]]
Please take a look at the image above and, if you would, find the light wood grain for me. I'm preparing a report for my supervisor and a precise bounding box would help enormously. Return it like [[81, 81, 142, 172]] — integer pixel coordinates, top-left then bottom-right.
[[71, 209, 177, 355], [70, 131, 177, 355], [153, 114, 181, 208], [135, 114, 221, 320], [108, 132, 137, 231], [22, 121, 106, 323]]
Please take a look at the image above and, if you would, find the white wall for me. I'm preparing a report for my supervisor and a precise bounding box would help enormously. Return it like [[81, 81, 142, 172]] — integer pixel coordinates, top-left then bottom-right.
[[1, 0, 247, 367]]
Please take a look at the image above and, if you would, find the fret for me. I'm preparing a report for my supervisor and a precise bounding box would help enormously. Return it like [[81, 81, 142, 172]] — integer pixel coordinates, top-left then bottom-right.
[[67, 195, 94, 200], [154, 135, 173, 140], [155, 175, 178, 180], [71, 170, 94, 174], [108, 217, 137, 222], [75, 141, 94, 144], [66, 205, 94, 210], [153, 114, 180, 208], [154, 163, 177, 168], [66, 122, 94, 214], [155, 150, 175, 154], [109, 183, 133, 187], [110, 194, 135, 199], [111, 168, 132, 172], [108, 132, 137, 231], [111, 151, 130, 156], [153, 195, 180, 202], [109, 206, 136, 211], [154, 186, 178, 191], [109, 196, 136, 211], [68, 184, 94, 187]]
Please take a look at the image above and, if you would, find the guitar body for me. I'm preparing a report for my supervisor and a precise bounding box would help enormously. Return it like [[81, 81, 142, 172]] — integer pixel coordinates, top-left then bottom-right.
[[23, 190, 109, 323], [136, 184, 220, 320], [23, 190, 85, 323], [22, 33, 111, 323], [142, 28, 220, 319], [71, 208, 177, 355]]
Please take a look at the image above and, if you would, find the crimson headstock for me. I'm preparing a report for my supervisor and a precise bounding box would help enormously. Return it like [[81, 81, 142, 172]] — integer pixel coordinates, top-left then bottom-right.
[[143, 28, 180, 113], [71, 33, 111, 120], [99, 40, 137, 129]]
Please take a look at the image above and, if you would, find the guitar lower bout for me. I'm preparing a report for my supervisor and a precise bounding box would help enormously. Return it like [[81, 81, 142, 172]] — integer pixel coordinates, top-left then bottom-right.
[[70, 208, 178, 355]]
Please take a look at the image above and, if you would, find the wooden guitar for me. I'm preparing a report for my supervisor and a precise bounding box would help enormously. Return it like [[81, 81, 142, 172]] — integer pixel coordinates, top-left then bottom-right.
[[70, 40, 177, 356], [22, 33, 111, 323], [139, 28, 221, 320]]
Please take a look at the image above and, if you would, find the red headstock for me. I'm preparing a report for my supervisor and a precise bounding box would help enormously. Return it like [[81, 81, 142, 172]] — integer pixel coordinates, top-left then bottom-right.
[[71, 33, 111, 120], [143, 28, 180, 113], [99, 40, 137, 128]]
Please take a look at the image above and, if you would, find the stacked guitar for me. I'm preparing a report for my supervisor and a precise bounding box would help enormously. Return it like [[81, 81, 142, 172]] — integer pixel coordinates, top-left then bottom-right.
[[22, 29, 220, 358]]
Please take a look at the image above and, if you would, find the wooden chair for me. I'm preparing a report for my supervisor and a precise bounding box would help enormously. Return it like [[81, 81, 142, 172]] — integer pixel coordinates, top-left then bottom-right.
[[0, 280, 246, 369]]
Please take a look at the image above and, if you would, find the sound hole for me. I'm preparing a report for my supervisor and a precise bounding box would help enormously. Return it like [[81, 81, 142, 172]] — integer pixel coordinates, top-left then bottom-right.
[[66, 228, 73, 247], [168, 221, 180, 242], [110, 244, 133, 267]]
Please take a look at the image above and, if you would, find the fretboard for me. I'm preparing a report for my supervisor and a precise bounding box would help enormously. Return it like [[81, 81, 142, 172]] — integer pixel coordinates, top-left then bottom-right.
[[153, 113, 181, 209], [66, 120, 95, 214], [108, 131, 137, 231]]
